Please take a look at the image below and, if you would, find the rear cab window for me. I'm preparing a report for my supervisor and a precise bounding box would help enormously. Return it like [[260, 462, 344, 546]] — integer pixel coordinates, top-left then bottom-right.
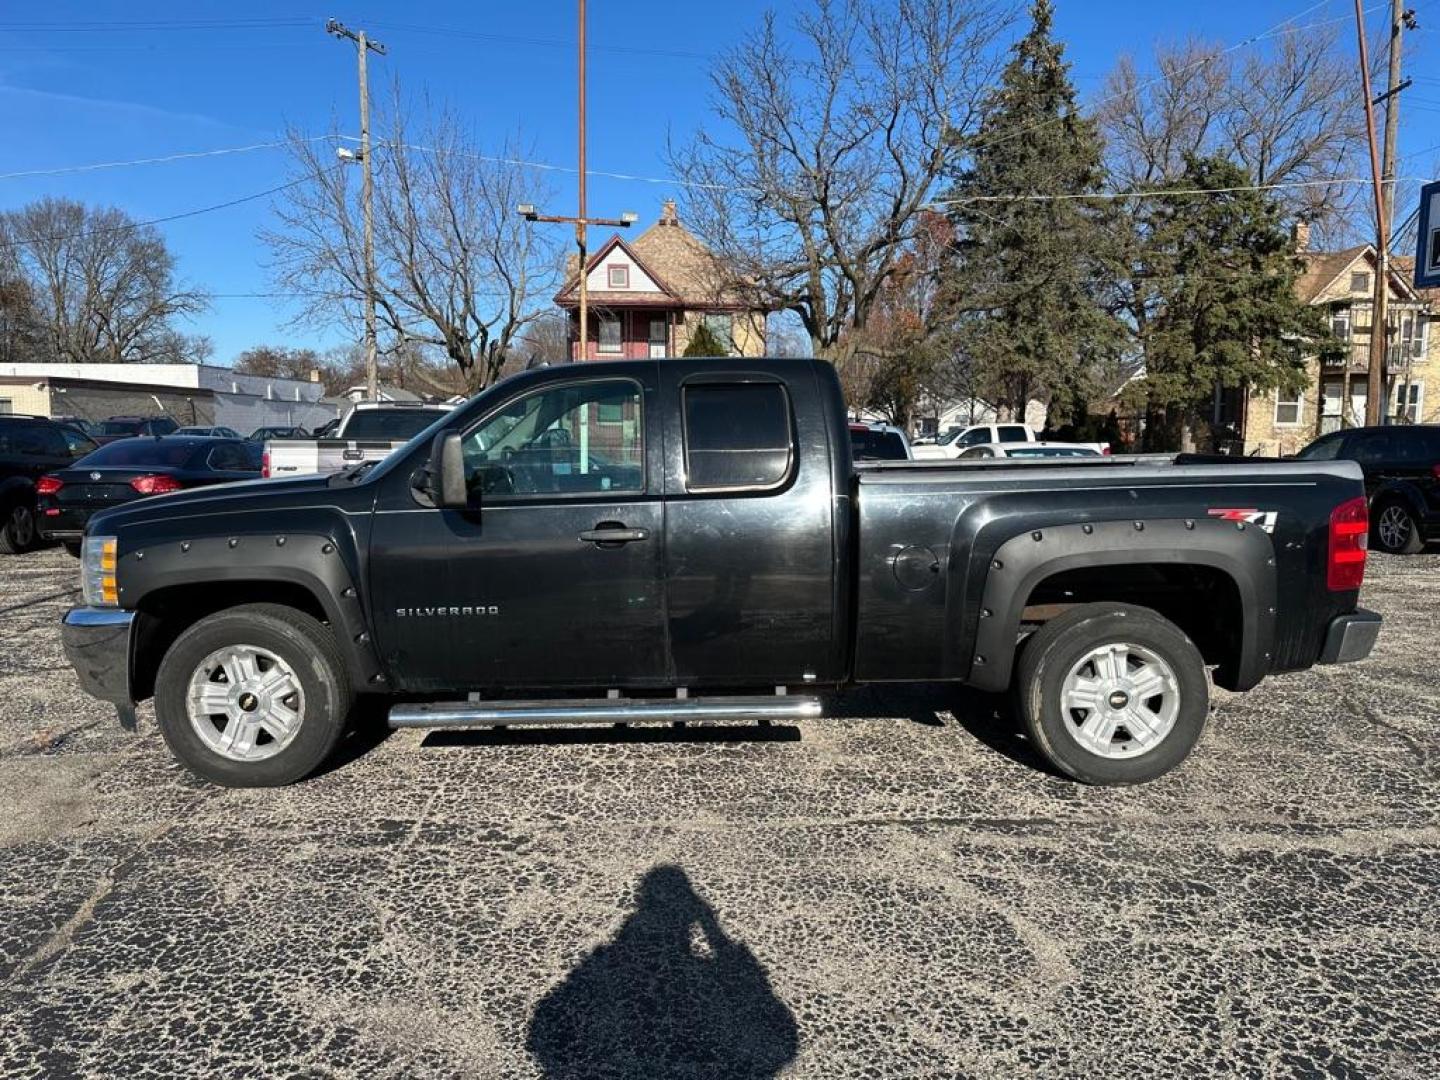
[[682, 383, 794, 491], [343, 409, 450, 440]]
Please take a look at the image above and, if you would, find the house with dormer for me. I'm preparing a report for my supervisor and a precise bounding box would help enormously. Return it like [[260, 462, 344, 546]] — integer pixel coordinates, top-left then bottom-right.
[[555, 201, 768, 361], [1235, 227, 1435, 456]]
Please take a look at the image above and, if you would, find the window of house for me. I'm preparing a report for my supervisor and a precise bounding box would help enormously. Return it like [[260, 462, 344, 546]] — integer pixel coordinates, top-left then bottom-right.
[[683, 382, 793, 491], [1274, 389, 1303, 426], [598, 315, 622, 354], [461, 379, 644, 500], [607, 265, 629, 289], [1329, 306, 1351, 341], [1350, 271, 1371, 293], [0, 399, 11, 414], [703, 313, 735, 355], [1394, 380, 1424, 423], [1399, 313, 1427, 359]]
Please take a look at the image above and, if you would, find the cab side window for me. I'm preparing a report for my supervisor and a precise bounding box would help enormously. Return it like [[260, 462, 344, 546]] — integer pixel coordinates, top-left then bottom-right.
[[461, 379, 644, 499], [955, 428, 990, 449], [1297, 435, 1342, 461], [996, 425, 1030, 443], [683, 383, 793, 492]]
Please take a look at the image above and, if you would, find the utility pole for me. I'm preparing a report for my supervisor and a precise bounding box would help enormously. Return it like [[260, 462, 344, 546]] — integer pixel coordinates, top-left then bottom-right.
[[578, 0, 588, 363], [516, 0, 636, 361], [327, 18, 386, 401], [1354, 0, 1408, 426]]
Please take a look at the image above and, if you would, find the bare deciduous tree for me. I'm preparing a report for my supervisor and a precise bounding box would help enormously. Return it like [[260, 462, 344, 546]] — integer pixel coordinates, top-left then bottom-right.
[[0, 197, 207, 363], [1098, 27, 1365, 239], [668, 0, 1009, 364], [265, 93, 559, 391]]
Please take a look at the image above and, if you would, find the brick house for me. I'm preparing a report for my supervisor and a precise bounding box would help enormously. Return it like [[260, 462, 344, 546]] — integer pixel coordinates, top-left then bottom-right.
[[1236, 230, 1435, 456], [555, 201, 767, 361]]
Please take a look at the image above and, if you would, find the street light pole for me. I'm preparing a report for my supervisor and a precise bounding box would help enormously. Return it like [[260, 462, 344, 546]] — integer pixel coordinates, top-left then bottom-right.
[[578, 0, 588, 363], [516, 1, 637, 362], [327, 19, 387, 401]]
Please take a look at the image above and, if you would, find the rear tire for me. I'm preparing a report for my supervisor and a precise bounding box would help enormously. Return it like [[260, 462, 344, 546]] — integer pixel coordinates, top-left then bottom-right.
[[1015, 603, 1209, 785], [1373, 500, 1424, 555], [0, 500, 38, 555], [153, 603, 353, 787]]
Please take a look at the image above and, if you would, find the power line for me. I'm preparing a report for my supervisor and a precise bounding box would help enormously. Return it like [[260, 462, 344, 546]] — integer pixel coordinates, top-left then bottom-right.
[[0, 17, 318, 32], [0, 171, 336, 250], [938, 176, 1400, 205], [0, 136, 338, 181]]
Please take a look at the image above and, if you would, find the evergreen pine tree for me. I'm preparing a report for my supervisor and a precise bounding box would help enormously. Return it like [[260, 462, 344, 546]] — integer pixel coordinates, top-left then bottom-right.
[[1132, 154, 1332, 450], [939, 0, 1125, 424], [683, 321, 727, 358]]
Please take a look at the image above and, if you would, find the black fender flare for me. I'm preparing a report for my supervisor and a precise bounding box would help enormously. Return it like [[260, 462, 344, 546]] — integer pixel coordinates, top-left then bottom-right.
[[120, 531, 384, 695], [962, 517, 1277, 693]]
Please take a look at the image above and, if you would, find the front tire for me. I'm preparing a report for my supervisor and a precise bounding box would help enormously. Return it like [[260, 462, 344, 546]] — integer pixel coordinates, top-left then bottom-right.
[[1016, 603, 1209, 785], [1373, 500, 1424, 555], [0, 500, 38, 554], [154, 603, 353, 786]]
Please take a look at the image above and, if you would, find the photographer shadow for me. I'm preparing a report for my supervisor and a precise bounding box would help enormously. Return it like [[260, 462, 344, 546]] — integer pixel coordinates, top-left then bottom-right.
[[527, 865, 798, 1079]]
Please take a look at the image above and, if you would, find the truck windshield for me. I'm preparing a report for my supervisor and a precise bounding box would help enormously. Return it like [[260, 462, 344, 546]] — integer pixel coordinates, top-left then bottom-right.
[[343, 409, 449, 440]]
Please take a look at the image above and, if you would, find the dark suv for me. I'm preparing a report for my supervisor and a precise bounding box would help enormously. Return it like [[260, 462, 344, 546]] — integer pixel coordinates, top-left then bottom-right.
[[1297, 425, 1440, 554], [0, 415, 98, 553], [91, 415, 179, 445]]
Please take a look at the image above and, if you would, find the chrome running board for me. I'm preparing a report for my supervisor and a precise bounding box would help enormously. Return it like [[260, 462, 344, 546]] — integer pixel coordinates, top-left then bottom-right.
[[388, 695, 822, 729]]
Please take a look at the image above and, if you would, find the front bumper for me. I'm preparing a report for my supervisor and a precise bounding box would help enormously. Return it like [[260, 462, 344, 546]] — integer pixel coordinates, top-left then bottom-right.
[[1318, 608, 1382, 665], [61, 607, 135, 709]]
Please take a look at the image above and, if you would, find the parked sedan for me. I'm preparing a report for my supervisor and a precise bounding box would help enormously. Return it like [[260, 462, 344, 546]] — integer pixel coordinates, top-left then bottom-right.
[[1296, 424, 1440, 554], [957, 442, 1103, 460], [174, 425, 242, 439], [37, 437, 261, 554]]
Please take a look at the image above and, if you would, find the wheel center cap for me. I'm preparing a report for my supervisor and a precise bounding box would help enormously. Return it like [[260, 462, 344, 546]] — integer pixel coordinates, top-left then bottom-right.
[[237, 692, 259, 712], [1107, 690, 1130, 709]]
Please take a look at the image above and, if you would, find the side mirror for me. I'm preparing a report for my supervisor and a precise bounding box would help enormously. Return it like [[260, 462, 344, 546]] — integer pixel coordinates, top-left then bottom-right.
[[427, 431, 469, 508]]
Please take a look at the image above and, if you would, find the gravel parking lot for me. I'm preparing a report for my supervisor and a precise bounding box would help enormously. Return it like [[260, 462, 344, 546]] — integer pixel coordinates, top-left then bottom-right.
[[1, 546, 1437, 1078]]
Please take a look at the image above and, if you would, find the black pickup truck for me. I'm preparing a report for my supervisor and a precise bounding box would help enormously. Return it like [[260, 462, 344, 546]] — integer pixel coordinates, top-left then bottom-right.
[[60, 357, 1380, 788]]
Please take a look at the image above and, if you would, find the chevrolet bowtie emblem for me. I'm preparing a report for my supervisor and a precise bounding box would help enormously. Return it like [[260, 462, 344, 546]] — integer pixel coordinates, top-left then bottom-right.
[[89, 472, 102, 481]]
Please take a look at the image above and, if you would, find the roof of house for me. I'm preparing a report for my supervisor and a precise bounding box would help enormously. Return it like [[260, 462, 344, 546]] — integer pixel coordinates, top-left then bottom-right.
[[1297, 244, 1424, 305], [556, 200, 760, 311]]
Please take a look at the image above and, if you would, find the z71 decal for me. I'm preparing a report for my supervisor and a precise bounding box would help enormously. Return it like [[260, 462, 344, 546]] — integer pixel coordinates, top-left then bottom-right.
[[1208, 508, 1277, 534]]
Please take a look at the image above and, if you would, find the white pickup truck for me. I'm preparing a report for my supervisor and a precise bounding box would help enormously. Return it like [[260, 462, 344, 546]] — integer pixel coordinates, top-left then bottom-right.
[[262, 402, 452, 479], [913, 422, 1109, 459]]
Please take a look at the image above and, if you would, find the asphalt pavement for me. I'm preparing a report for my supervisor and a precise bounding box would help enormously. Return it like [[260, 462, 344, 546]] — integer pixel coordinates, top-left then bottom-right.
[[0, 546, 1437, 1078]]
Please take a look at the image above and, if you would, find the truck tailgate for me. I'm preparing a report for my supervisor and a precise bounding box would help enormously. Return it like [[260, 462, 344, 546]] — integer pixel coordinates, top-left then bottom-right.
[[264, 439, 408, 477]]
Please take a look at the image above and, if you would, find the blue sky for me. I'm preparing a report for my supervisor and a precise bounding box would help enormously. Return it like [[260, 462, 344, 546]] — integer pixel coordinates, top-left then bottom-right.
[[2, 0, 1437, 364]]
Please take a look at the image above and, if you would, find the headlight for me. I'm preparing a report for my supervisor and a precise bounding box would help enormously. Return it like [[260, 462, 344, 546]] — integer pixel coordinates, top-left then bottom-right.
[[82, 535, 119, 607]]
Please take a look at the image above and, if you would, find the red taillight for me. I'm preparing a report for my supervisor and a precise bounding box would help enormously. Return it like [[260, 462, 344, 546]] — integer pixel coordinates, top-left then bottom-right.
[[130, 474, 183, 495], [1432, 463, 1440, 480], [1101, 444, 1111, 455], [36, 475, 63, 495], [262, 450, 270, 478], [1327, 496, 1368, 592]]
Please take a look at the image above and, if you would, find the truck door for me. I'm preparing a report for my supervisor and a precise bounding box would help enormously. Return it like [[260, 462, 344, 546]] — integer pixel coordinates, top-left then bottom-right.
[[659, 363, 841, 686], [368, 367, 670, 692]]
